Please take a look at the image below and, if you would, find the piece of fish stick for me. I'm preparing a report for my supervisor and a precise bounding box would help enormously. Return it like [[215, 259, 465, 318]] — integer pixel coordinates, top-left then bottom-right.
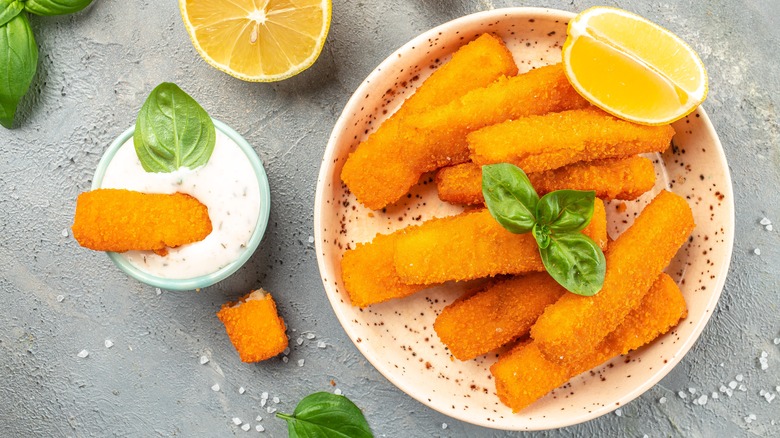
[[436, 156, 656, 205], [341, 34, 518, 211], [341, 232, 429, 308], [394, 199, 607, 285], [434, 273, 565, 361], [469, 107, 675, 173], [217, 289, 289, 363], [531, 190, 694, 364], [492, 273, 687, 412], [72, 188, 212, 253]]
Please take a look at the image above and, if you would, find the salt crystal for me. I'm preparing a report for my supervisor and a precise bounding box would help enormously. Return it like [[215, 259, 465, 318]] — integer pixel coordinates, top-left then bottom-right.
[[298, 359, 305, 367], [334, 388, 343, 395], [255, 415, 262, 422], [273, 397, 280, 404], [56, 295, 65, 302], [200, 355, 209, 365], [712, 392, 719, 399], [767, 224, 774, 231], [765, 393, 776, 403], [232, 417, 242, 425], [760, 217, 771, 225], [241, 424, 250, 431], [306, 333, 316, 339], [308, 235, 314, 243], [442, 423, 448, 430], [261, 391, 269, 399], [659, 397, 667, 404], [239, 387, 245, 395], [266, 407, 276, 414], [719, 363, 724, 367], [760, 389, 767, 396], [283, 347, 290, 355], [773, 338, 780, 345], [761, 362, 769, 371], [761, 351, 768, 358], [678, 391, 687, 399], [155, 288, 162, 296], [642, 435, 648, 438], [688, 387, 697, 394], [739, 384, 747, 392], [62, 229, 69, 237], [211, 384, 220, 392], [753, 248, 761, 255], [776, 386, 780, 393], [317, 341, 327, 349], [615, 408, 622, 417], [745, 415, 754, 424], [697, 395, 708, 405], [260, 399, 267, 407], [104, 340, 114, 349], [296, 337, 303, 346], [77, 349, 89, 358], [736, 374, 744, 382], [255, 425, 265, 432], [728, 381, 738, 389], [282, 357, 289, 363]]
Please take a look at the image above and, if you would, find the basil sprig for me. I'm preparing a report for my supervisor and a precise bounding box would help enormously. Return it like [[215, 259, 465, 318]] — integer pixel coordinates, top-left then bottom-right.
[[0, 1, 24, 26], [134, 83, 216, 173], [482, 163, 606, 296], [0, 11, 37, 129], [276, 392, 374, 438], [23, 0, 93, 16]]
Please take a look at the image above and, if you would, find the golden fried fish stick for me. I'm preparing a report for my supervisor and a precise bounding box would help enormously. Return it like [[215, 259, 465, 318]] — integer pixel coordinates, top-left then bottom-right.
[[436, 156, 656, 206], [341, 34, 518, 211], [434, 273, 565, 361], [492, 273, 687, 412], [72, 188, 212, 253], [394, 200, 607, 285], [531, 190, 694, 363], [217, 290, 289, 363], [341, 232, 429, 308], [469, 107, 675, 173]]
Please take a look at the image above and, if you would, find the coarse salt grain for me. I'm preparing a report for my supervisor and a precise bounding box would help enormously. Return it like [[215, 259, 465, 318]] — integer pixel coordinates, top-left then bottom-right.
[[239, 387, 245, 394], [211, 384, 220, 392], [298, 359, 305, 367], [266, 407, 276, 414], [255, 425, 265, 432], [736, 374, 744, 382], [760, 217, 771, 226], [283, 347, 290, 355], [697, 395, 708, 405], [334, 388, 342, 395], [241, 424, 250, 431], [261, 392, 269, 399], [200, 355, 209, 365], [272, 397, 280, 404], [104, 340, 114, 349], [728, 381, 738, 389], [442, 423, 448, 430], [753, 248, 761, 255], [615, 408, 622, 417], [306, 333, 316, 340], [255, 416, 262, 422], [767, 224, 774, 231], [155, 288, 162, 296], [232, 417, 242, 425], [688, 387, 697, 394], [761, 351, 768, 358], [773, 338, 780, 345], [659, 397, 667, 404], [296, 337, 303, 346], [308, 235, 314, 243], [317, 341, 327, 349], [62, 229, 69, 237], [77, 349, 89, 358], [712, 392, 719, 400], [739, 384, 747, 392], [776, 386, 780, 393], [56, 295, 65, 302], [282, 356, 289, 364], [260, 399, 267, 407], [765, 393, 776, 403], [678, 391, 687, 399]]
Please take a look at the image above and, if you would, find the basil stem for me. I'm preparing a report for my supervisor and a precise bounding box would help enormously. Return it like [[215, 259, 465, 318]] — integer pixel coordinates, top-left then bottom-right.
[[0, 12, 38, 129], [482, 163, 539, 234], [23, 0, 93, 16], [134, 82, 216, 173], [276, 392, 374, 438], [539, 233, 606, 296], [536, 189, 596, 233], [0, 0, 24, 26]]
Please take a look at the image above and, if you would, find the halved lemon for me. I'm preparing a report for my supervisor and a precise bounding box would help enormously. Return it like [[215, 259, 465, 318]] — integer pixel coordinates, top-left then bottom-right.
[[562, 6, 708, 125], [179, 0, 332, 82]]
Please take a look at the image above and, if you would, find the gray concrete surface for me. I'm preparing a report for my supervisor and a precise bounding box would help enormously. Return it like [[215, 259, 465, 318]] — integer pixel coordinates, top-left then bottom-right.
[[1, 0, 778, 436]]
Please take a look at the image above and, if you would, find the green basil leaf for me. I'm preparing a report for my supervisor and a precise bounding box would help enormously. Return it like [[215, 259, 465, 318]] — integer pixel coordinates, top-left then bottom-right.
[[0, 0, 24, 26], [482, 163, 539, 234], [134, 82, 215, 173], [23, 0, 93, 16], [539, 233, 605, 296], [536, 190, 595, 233], [276, 392, 373, 438], [0, 12, 37, 129], [532, 222, 551, 249]]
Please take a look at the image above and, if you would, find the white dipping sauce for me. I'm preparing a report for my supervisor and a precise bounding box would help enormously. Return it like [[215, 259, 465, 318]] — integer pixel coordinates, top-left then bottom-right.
[[101, 130, 261, 279]]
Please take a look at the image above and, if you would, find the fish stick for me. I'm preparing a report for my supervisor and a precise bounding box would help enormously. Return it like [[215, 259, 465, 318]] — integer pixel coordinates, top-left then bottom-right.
[[343, 63, 591, 210], [341, 34, 518, 211], [341, 232, 428, 308], [217, 289, 289, 363], [491, 273, 687, 412], [469, 107, 675, 173], [394, 199, 607, 285], [436, 156, 656, 205], [531, 190, 694, 363], [72, 188, 212, 253], [434, 273, 565, 361]]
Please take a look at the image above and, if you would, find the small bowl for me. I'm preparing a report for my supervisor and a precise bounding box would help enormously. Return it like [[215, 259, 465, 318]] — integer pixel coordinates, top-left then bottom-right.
[[92, 119, 271, 291]]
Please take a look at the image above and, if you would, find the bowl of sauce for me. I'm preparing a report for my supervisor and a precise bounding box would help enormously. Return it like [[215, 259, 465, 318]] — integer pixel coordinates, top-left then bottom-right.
[[93, 119, 270, 290]]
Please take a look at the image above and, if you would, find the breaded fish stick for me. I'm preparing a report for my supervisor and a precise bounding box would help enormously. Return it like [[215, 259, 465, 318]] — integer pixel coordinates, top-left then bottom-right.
[[491, 273, 687, 412], [531, 190, 694, 363], [217, 290, 288, 363], [72, 188, 212, 253], [434, 273, 565, 361], [341, 34, 518, 211], [341, 232, 428, 308], [436, 156, 656, 205], [469, 107, 675, 173], [343, 63, 591, 211], [394, 200, 607, 285]]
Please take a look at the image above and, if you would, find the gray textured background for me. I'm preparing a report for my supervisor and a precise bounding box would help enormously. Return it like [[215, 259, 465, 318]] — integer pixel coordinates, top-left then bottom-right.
[[1, 0, 778, 436]]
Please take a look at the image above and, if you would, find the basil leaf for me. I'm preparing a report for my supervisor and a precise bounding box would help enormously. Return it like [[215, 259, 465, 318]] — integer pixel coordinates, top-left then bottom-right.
[[276, 392, 373, 438], [134, 82, 216, 173], [539, 233, 605, 296], [23, 0, 93, 16], [0, 0, 24, 26], [482, 163, 539, 234], [532, 222, 551, 249], [536, 190, 595, 233], [0, 12, 37, 129]]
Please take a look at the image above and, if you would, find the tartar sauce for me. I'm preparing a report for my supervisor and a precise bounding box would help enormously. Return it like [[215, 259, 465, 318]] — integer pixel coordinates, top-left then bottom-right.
[[101, 130, 261, 279]]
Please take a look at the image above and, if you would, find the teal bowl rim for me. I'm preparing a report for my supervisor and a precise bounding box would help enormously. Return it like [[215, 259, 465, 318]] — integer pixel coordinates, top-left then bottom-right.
[[92, 119, 271, 291]]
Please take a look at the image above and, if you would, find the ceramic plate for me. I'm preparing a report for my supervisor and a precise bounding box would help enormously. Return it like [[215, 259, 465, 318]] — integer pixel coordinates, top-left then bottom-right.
[[314, 7, 734, 431]]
